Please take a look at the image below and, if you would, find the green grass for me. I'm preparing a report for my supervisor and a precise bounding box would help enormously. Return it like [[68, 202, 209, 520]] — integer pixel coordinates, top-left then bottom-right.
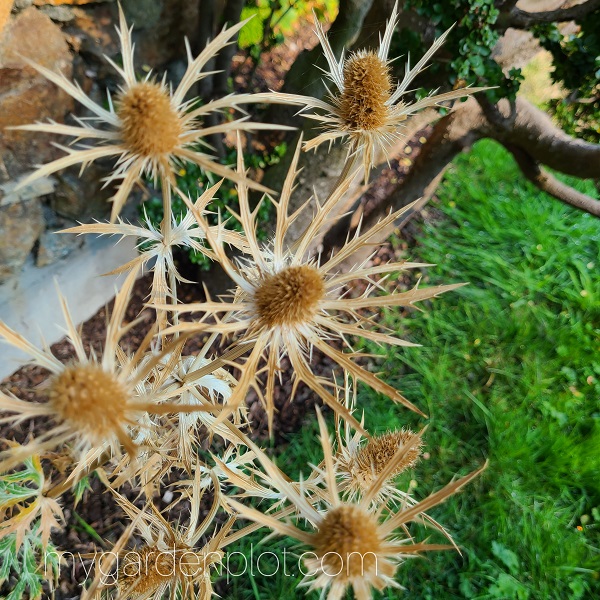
[[222, 139, 600, 599]]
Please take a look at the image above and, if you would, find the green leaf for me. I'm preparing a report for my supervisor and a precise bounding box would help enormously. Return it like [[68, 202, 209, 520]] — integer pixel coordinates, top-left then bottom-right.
[[489, 573, 530, 600], [492, 540, 520, 575], [72, 475, 92, 507]]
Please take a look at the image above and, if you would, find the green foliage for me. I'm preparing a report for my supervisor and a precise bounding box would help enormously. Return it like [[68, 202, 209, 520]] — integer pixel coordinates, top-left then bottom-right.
[[534, 14, 600, 97], [239, 0, 337, 60], [141, 143, 287, 269], [546, 97, 600, 144], [0, 458, 61, 599], [403, 0, 524, 102], [0, 530, 61, 600], [72, 474, 92, 506], [534, 13, 600, 144], [373, 139, 600, 599], [400, 1, 600, 106]]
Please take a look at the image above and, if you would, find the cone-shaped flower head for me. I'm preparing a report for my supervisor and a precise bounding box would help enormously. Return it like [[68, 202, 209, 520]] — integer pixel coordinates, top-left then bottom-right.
[[0, 269, 215, 475], [225, 408, 487, 599], [163, 138, 463, 432], [14, 6, 284, 221], [338, 428, 423, 503], [273, 1, 486, 180]]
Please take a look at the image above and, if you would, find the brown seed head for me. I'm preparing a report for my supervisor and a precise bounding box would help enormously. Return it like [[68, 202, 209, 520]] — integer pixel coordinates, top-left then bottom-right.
[[254, 265, 325, 328], [350, 430, 423, 490], [117, 82, 182, 157], [119, 544, 206, 592], [119, 546, 175, 593], [48, 364, 130, 441], [339, 52, 391, 131], [358, 430, 422, 477], [312, 505, 383, 579]]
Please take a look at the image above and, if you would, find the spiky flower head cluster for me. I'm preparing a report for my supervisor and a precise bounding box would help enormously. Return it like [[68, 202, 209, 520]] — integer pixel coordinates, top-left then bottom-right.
[[0, 3, 488, 598]]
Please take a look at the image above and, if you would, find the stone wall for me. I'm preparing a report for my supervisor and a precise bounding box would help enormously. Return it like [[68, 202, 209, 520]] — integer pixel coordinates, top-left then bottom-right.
[[0, 0, 201, 281], [0, 0, 201, 378]]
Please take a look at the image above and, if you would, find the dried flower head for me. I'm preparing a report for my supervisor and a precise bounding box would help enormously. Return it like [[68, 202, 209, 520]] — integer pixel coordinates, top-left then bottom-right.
[[82, 472, 233, 600], [14, 6, 283, 221], [338, 428, 423, 501], [162, 139, 462, 432], [226, 409, 486, 599], [272, 1, 486, 180], [0, 269, 217, 475], [61, 182, 248, 329]]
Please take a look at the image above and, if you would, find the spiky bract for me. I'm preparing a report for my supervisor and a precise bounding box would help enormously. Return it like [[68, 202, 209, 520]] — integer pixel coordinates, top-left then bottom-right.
[[14, 7, 284, 221], [162, 138, 462, 432], [270, 1, 486, 181], [225, 409, 486, 600]]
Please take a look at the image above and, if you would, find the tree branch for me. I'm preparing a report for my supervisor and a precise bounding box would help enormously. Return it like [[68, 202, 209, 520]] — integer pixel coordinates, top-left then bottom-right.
[[322, 100, 486, 260], [498, 0, 600, 30], [323, 95, 600, 260], [507, 143, 600, 216], [487, 97, 600, 180]]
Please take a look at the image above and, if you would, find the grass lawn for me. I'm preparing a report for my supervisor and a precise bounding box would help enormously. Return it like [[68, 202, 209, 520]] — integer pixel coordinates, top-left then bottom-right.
[[222, 139, 600, 599]]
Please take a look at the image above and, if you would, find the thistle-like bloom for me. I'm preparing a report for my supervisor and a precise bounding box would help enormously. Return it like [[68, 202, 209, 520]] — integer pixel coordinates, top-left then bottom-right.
[[164, 140, 462, 431], [226, 409, 486, 599], [330, 379, 423, 505], [0, 269, 215, 475], [61, 182, 247, 329], [273, 2, 485, 180], [337, 426, 422, 502], [15, 7, 284, 221], [82, 472, 232, 600]]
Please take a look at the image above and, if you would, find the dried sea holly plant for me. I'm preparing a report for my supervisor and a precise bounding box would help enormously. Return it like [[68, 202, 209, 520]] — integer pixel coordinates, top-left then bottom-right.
[[224, 407, 486, 600], [271, 1, 486, 180], [0, 4, 488, 598], [164, 137, 463, 431]]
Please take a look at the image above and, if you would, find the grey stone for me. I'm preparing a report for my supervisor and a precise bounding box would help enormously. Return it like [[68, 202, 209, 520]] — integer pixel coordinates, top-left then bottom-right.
[[38, 6, 76, 23], [0, 7, 74, 181], [36, 227, 84, 268], [51, 165, 113, 221], [0, 197, 44, 281], [0, 175, 56, 207], [0, 233, 139, 380], [12, 0, 34, 10]]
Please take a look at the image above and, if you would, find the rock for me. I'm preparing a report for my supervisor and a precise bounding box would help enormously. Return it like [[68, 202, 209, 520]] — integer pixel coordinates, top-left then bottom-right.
[[0, 175, 56, 206], [51, 163, 113, 220], [12, 1, 34, 9], [36, 230, 80, 266], [123, 0, 200, 69], [36, 216, 84, 267], [39, 5, 76, 22], [0, 198, 45, 280], [0, 7, 74, 181]]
